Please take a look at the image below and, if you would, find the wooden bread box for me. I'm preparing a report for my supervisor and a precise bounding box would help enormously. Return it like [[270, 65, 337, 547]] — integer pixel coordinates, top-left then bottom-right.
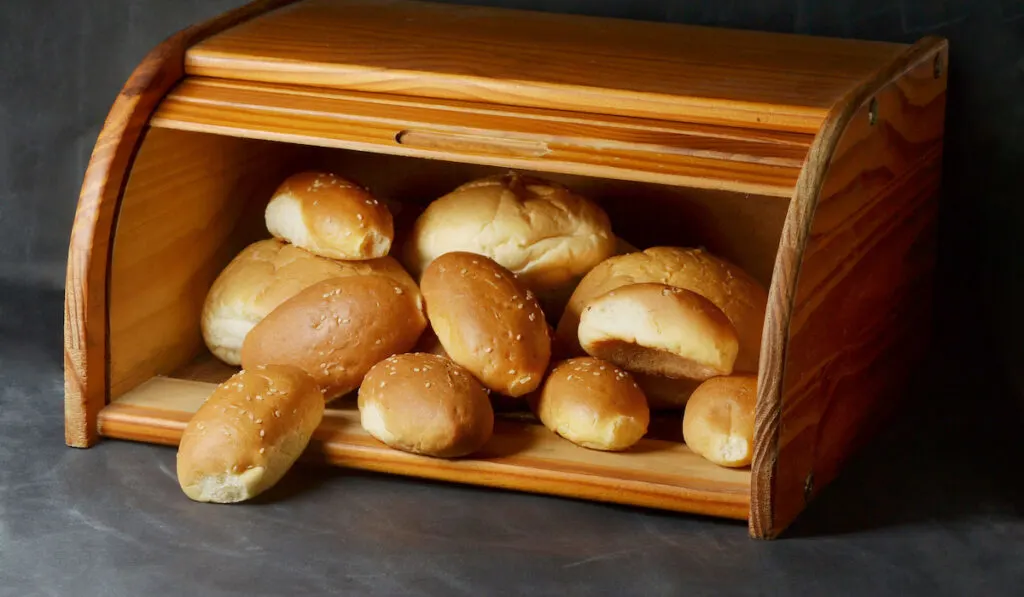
[[64, 0, 948, 539]]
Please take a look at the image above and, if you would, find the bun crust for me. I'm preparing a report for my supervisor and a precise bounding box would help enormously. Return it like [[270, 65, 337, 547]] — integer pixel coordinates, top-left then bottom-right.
[[265, 171, 394, 260], [240, 274, 427, 401], [358, 353, 494, 458], [419, 252, 551, 397], [401, 172, 616, 299], [176, 364, 324, 503], [201, 239, 418, 365], [532, 357, 649, 451], [682, 375, 757, 467], [556, 247, 768, 372], [578, 283, 740, 381]]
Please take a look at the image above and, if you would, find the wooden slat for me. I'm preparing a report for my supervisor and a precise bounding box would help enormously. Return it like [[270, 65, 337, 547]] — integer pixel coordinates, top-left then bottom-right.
[[151, 78, 810, 197], [749, 38, 948, 538], [186, 0, 907, 132], [98, 376, 751, 520]]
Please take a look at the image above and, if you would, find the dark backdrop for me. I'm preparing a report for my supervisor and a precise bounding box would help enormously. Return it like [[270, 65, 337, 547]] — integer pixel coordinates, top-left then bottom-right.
[[1, 0, 1021, 404]]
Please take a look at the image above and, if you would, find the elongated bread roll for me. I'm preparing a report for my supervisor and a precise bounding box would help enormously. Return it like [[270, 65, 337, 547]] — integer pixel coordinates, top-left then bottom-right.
[[240, 274, 427, 401], [176, 364, 324, 503]]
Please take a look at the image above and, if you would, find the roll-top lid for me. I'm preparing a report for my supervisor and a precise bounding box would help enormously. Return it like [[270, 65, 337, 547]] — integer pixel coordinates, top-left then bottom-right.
[[186, 0, 907, 133]]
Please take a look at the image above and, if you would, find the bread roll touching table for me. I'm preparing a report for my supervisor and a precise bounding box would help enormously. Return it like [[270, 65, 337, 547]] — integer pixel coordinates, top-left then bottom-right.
[[265, 171, 395, 260], [358, 353, 494, 458], [419, 252, 551, 397], [682, 374, 758, 468], [240, 274, 427, 401], [176, 364, 324, 503]]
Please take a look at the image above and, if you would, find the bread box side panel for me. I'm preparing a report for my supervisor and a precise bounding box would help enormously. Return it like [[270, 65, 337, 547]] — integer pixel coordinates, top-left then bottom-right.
[[750, 38, 948, 538], [64, 0, 301, 448]]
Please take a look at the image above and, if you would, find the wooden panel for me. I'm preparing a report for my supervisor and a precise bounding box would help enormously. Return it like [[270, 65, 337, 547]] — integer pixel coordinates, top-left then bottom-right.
[[186, 0, 907, 132], [98, 375, 751, 520], [108, 128, 311, 399], [64, 0, 302, 448], [151, 77, 809, 197], [750, 38, 948, 538]]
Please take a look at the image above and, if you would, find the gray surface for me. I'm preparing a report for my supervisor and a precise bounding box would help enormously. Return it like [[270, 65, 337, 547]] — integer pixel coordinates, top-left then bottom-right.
[[2, 281, 1023, 596]]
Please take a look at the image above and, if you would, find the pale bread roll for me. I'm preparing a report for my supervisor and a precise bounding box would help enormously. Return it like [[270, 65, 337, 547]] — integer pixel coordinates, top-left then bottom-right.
[[358, 353, 494, 458], [240, 274, 427, 401], [176, 364, 324, 503], [201, 239, 419, 366], [265, 171, 394, 260], [532, 357, 649, 451], [682, 375, 758, 467], [419, 252, 551, 397], [401, 172, 616, 313], [577, 283, 740, 381]]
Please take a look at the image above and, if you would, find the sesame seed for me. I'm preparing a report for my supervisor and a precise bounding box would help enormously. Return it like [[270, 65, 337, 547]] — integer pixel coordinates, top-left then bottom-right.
[[494, 273, 501, 278], [460, 269, 468, 275], [255, 418, 263, 424], [380, 381, 386, 388], [517, 304, 524, 309], [259, 430, 265, 438], [508, 369, 516, 375], [661, 288, 670, 296], [343, 318, 351, 324], [484, 347, 493, 353], [600, 366, 606, 371], [425, 382, 432, 388], [274, 410, 280, 417], [293, 409, 298, 414], [529, 313, 536, 321], [516, 334, 522, 340], [255, 395, 263, 401], [567, 375, 574, 380], [260, 448, 266, 454], [357, 214, 364, 221], [394, 287, 403, 294], [414, 368, 420, 372], [593, 372, 600, 376], [375, 339, 381, 345], [526, 291, 534, 300]]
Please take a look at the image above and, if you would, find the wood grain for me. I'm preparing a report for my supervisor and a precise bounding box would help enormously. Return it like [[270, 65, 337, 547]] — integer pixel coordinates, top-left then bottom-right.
[[64, 0, 301, 448], [749, 38, 948, 538], [151, 77, 809, 197], [108, 128, 308, 400], [186, 0, 907, 132], [98, 375, 751, 520]]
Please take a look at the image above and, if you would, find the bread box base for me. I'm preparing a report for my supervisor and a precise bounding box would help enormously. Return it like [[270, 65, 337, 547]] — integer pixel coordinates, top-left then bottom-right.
[[64, 0, 948, 539]]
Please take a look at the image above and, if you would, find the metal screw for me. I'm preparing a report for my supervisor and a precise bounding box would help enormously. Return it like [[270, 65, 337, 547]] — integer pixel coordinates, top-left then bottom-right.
[[803, 472, 815, 503], [868, 98, 879, 126], [933, 54, 944, 79]]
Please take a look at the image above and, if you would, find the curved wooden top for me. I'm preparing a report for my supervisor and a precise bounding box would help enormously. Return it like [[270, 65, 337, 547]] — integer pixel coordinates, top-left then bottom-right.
[[748, 35, 948, 538], [64, 0, 299, 448], [185, 0, 908, 133]]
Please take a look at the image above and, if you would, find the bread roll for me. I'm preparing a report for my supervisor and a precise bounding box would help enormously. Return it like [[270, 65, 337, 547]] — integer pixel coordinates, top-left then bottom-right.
[[682, 375, 757, 467], [578, 283, 739, 381], [401, 172, 616, 304], [201, 239, 419, 365], [532, 357, 649, 451], [265, 171, 394, 260], [420, 252, 551, 397], [358, 353, 494, 457], [240, 274, 427, 401], [176, 364, 324, 503]]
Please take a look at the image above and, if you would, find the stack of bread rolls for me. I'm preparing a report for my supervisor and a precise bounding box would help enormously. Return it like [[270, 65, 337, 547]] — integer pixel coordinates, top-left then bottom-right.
[[179, 169, 768, 504]]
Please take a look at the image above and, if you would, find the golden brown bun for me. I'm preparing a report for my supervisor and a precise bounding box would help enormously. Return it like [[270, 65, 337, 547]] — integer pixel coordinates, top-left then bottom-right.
[[420, 252, 551, 397], [578, 283, 740, 381], [240, 275, 427, 401], [556, 247, 768, 373], [176, 364, 324, 503], [682, 375, 757, 467], [358, 353, 494, 458], [532, 357, 649, 451], [401, 172, 616, 307], [201, 239, 419, 366], [265, 171, 394, 260]]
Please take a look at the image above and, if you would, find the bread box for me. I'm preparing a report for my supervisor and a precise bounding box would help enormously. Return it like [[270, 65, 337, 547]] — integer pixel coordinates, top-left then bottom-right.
[[63, 0, 948, 539]]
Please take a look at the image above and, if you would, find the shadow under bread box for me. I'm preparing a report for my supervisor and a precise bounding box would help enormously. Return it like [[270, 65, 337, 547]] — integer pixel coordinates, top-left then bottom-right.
[[63, 0, 948, 539]]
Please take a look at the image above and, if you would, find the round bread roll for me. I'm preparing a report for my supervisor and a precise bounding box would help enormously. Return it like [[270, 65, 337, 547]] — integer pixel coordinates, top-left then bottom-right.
[[176, 364, 324, 503], [682, 375, 757, 467], [419, 252, 551, 397], [532, 357, 649, 451], [358, 353, 494, 458], [265, 171, 394, 260], [201, 239, 419, 366], [556, 247, 768, 373], [578, 283, 740, 381], [240, 274, 427, 401], [401, 172, 616, 301]]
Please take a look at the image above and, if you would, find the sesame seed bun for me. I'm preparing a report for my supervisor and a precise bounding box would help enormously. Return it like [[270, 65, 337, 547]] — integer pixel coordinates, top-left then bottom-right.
[[358, 353, 494, 458], [175, 364, 324, 503], [265, 171, 394, 260], [201, 239, 419, 366], [531, 357, 649, 451], [240, 274, 427, 401], [419, 252, 551, 397], [682, 375, 757, 467], [578, 283, 740, 381]]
